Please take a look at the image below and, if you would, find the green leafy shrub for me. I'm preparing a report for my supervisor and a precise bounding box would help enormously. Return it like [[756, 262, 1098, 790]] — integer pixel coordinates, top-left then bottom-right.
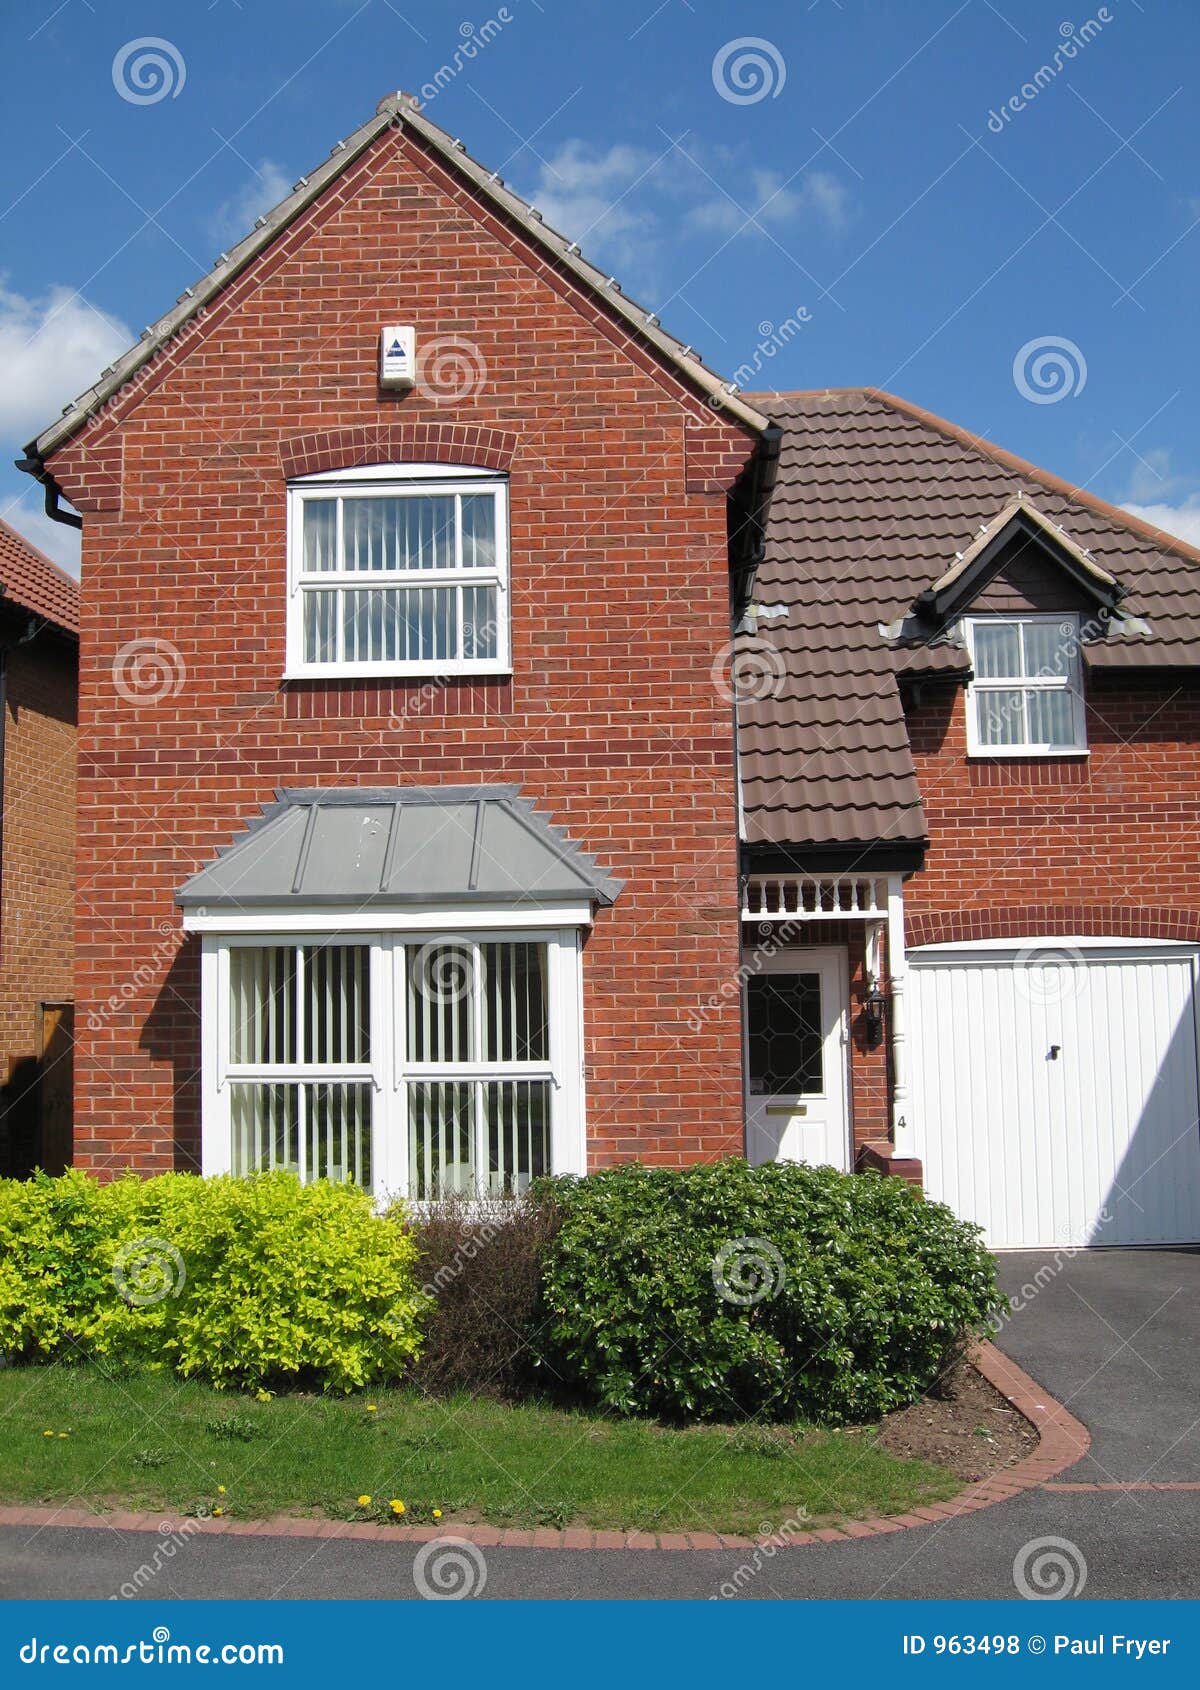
[[405, 1191, 563, 1398], [0, 1170, 426, 1392], [534, 1159, 999, 1424]]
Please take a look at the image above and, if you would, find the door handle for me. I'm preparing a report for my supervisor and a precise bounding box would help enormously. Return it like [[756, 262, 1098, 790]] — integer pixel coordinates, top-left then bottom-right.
[[1048, 1045, 1061, 1061]]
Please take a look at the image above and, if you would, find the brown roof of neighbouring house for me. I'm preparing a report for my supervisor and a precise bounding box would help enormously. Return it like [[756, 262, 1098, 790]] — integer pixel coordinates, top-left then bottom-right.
[[738, 387, 1200, 854], [0, 516, 79, 637]]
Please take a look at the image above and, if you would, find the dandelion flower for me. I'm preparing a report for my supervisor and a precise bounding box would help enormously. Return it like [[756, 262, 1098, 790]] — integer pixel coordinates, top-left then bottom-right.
[[389, 1499, 405, 1515], [356, 1494, 372, 1507], [58, 1433, 68, 1439], [43, 1430, 54, 1438], [212, 1506, 224, 1517], [216, 1485, 226, 1495], [366, 1404, 378, 1414], [432, 1509, 442, 1520]]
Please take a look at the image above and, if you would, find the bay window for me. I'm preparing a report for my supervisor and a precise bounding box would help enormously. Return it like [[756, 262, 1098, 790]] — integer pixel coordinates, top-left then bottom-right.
[[204, 929, 582, 1199], [286, 464, 509, 677]]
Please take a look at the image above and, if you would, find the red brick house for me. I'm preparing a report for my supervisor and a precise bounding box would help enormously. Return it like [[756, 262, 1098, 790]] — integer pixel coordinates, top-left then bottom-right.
[[18, 94, 1200, 1248], [0, 519, 78, 1177]]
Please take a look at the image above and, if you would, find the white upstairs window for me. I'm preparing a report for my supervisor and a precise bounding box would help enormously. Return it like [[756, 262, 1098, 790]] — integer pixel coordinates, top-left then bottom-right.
[[286, 464, 510, 678], [964, 614, 1087, 755]]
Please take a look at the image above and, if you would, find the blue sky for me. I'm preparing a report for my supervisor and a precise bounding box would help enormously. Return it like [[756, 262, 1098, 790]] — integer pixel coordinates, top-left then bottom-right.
[[2, 0, 1198, 570]]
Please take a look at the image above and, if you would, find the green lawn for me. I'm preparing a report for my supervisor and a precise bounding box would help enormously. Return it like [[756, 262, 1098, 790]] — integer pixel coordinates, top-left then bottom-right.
[[0, 1363, 958, 1536]]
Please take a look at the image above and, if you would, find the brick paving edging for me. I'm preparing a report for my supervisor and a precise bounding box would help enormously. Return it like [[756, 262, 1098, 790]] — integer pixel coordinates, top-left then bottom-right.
[[0, 1340, 1089, 1553]]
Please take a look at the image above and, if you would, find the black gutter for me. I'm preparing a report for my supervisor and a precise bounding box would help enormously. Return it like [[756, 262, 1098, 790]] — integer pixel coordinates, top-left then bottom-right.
[[742, 838, 927, 877], [13, 456, 82, 531]]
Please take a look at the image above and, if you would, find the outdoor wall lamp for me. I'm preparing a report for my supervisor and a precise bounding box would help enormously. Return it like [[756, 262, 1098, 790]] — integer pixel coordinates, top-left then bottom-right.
[[862, 984, 887, 1048]]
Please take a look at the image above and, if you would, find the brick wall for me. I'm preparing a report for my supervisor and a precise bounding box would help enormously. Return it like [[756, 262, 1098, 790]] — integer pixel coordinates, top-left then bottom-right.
[[51, 124, 756, 1176], [0, 623, 77, 1172]]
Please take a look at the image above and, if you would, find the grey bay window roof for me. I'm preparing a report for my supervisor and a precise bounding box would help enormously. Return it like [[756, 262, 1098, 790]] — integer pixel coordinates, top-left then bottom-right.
[[176, 787, 622, 912]]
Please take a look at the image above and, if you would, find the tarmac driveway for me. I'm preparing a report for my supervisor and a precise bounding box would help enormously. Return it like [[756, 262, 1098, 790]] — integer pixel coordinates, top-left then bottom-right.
[[1, 1249, 1197, 1600]]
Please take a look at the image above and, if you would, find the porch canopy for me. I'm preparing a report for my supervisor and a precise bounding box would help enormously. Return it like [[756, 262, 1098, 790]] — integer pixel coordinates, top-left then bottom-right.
[[176, 785, 622, 915]]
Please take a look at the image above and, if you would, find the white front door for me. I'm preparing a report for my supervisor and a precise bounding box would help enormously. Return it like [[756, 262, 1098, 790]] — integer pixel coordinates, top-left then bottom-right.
[[744, 947, 850, 1171]]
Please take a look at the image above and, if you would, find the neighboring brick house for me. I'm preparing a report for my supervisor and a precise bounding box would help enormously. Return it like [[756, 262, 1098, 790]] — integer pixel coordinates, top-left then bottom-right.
[[0, 519, 78, 1176], [18, 93, 1200, 1249]]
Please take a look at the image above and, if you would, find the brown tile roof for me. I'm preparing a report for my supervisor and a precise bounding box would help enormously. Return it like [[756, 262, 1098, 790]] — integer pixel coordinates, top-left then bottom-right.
[[0, 516, 80, 636], [738, 387, 1200, 853]]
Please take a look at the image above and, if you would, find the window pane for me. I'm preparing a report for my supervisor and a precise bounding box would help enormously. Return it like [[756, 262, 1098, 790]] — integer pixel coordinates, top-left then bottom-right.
[[746, 973, 823, 1096], [231, 1082, 299, 1175], [303, 589, 338, 664], [1023, 620, 1074, 677], [480, 943, 549, 1062], [303, 944, 370, 1064], [484, 1079, 550, 1196], [462, 585, 499, 660], [343, 495, 455, 572], [407, 943, 475, 1063], [302, 501, 337, 572], [1026, 687, 1077, 746], [973, 622, 1021, 679], [408, 1080, 475, 1198], [229, 947, 297, 1065], [307, 1082, 372, 1189], [976, 687, 1025, 745], [342, 587, 454, 664], [460, 494, 497, 569]]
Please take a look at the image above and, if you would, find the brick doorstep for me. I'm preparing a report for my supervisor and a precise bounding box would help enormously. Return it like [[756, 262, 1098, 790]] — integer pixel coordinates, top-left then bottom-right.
[[0, 1341, 1088, 1554]]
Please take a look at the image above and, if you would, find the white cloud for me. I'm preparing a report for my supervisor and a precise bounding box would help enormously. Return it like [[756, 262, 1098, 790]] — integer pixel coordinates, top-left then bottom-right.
[[517, 141, 851, 295], [688, 169, 850, 237], [0, 281, 132, 448], [1, 487, 81, 575], [1123, 499, 1200, 549], [206, 159, 292, 247]]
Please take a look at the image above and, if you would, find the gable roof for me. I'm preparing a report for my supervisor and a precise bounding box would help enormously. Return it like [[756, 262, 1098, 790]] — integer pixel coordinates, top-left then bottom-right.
[[0, 517, 79, 637], [176, 786, 623, 912], [26, 91, 768, 467], [738, 387, 1200, 855], [916, 494, 1122, 619]]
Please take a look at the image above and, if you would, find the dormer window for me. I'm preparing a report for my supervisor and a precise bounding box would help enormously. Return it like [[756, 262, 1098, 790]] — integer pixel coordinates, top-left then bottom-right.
[[964, 614, 1087, 755], [286, 464, 510, 678]]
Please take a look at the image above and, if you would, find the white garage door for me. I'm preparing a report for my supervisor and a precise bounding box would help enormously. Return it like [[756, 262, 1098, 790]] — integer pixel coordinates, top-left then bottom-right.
[[910, 942, 1200, 1248]]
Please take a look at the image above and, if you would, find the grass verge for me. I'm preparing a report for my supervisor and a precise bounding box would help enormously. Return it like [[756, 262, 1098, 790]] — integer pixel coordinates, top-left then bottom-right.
[[0, 1363, 959, 1536]]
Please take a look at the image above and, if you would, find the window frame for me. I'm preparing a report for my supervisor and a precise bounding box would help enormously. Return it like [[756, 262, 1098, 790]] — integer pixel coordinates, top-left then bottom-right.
[[284, 463, 511, 680], [199, 925, 585, 1201], [963, 613, 1088, 758]]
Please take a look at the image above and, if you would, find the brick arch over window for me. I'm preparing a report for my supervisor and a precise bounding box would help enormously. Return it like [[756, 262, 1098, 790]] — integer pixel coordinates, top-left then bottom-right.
[[907, 905, 1200, 948], [279, 423, 518, 481]]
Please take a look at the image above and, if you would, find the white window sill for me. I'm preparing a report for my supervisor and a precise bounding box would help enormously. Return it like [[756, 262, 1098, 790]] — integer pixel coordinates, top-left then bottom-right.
[[282, 665, 513, 683], [966, 747, 1090, 761]]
